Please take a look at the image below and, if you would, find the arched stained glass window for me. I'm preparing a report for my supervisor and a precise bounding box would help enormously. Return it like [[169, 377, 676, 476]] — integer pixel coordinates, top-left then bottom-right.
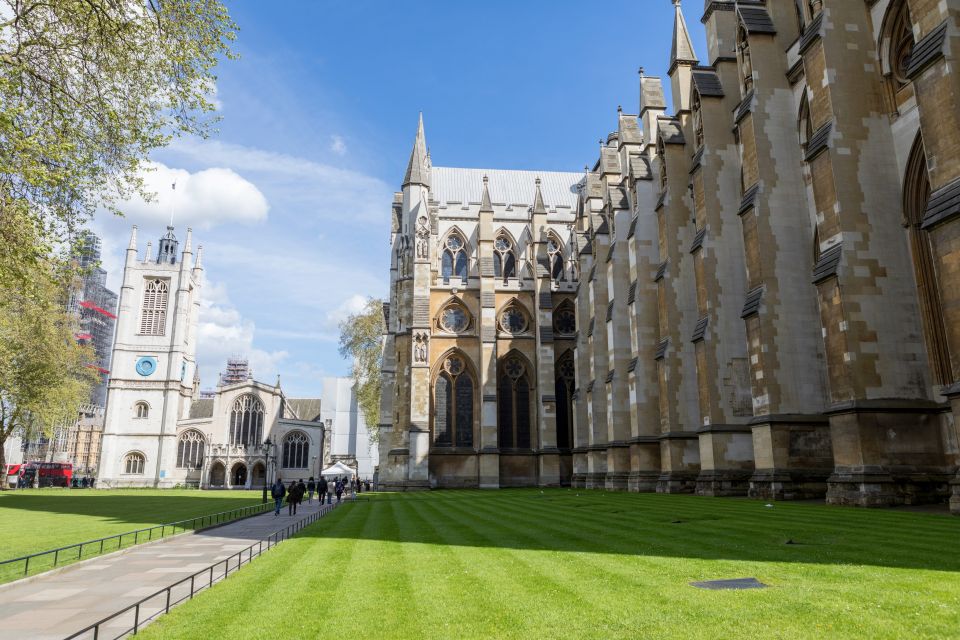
[[177, 430, 205, 469], [547, 236, 565, 282], [889, 1, 914, 88], [493, 233, 517, 282], [433, 354, 474, 447], [282, 431, 309, 469], [230, 395, 264, 446], [441, 232, 469, 284], [123, 452, 145, 475], [498, 354, 532, 449], [737, 26, 753, 94], [555, 351, 575, 449]]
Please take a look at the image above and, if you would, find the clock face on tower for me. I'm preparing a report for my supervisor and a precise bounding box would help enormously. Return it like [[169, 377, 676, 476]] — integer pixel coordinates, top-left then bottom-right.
[[135, 356, 158, 377]]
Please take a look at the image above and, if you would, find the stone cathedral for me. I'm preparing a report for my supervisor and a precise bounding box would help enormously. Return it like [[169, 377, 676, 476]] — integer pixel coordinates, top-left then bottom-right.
[[379, 0, 960, 513]]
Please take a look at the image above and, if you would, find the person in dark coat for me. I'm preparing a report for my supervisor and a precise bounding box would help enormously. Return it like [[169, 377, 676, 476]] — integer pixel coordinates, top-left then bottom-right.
[[271, 477, 286, 516], [335, 478, 344, 503], [318, 476, 329, 505], [296, 479, 307, 507], [287, 480, 302, 516], [306, 477, 316, 503]]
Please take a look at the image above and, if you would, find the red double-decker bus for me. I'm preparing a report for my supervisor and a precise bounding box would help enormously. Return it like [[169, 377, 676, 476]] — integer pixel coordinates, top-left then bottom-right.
[[18, 462, 73, 488]]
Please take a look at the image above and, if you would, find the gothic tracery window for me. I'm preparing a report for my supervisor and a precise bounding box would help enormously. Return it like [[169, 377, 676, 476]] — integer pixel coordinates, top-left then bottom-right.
[[140, 279, 169, 335], [692, 91, 704, 149], [438, 301, 470, 333], [441, 232, 468, 284], [904, 136, 952, 385], [658, 138, 668, 194], [433, 354, 474, 447], [230, 394, 264, 446], [499, 302, 529, 335], [282, 430, 309, 469], [553, 301, 576, 337], [494, 232, 517, 282], [176, 430, 205, 469], [737, 26, 753, 94], [889, 1, 914, 88], [498, 354, 532, 449], [123, 452, 145, 475], [547, 236, 565, 282], [555, 351, 575, 449], [799, 92, 814, 149]]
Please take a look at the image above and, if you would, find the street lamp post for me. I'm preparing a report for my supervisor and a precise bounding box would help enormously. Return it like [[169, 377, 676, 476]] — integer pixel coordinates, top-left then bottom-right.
[[260, 437, 274, 503]]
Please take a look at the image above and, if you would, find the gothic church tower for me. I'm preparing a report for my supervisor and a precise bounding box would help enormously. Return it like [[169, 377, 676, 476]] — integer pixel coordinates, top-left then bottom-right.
[[98, 225, 202, 487]]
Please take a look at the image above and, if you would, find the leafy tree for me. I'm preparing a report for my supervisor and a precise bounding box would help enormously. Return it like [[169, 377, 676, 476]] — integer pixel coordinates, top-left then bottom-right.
[[338, 298, 385, 443], [0, 211, 99, 480], [0, 0, 237, 285]]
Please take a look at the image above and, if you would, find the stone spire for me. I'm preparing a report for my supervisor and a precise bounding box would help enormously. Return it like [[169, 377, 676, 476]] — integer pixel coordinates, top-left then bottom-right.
[[532, 177, 546, 215], [480, 175, 493, 213], [402, 112, 430, 188], [669, 0, 698, 71]]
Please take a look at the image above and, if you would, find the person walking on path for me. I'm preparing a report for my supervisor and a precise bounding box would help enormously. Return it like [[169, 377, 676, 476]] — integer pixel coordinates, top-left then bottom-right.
[[307, 477, 316, 503], [287, 480, 302, 516], [271, 477, 286, 516], [335, 478, 344, 503], [296, 478, 307, 507], [318, 476, 329, 505], [326, 477, 335, 504]]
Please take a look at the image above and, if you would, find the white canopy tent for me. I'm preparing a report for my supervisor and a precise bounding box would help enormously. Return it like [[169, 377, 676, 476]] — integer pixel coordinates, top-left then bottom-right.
[[320, 461, 356, 478]]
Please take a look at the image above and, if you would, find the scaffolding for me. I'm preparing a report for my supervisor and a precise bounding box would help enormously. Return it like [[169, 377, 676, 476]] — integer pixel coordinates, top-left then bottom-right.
[[220, 357, 251, 386]]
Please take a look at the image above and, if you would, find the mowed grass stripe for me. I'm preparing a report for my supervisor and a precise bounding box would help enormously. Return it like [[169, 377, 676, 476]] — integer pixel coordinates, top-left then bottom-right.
[[469, 490, 957, 569], [142, 503, 367, 640], [406, 491, 596, 637], [416, 492, 685, 636], [137, 491, 960, 640]]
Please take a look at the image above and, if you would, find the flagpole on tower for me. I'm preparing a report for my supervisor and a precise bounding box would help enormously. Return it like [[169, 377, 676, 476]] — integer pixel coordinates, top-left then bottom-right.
[[169, 180, 177, 227]]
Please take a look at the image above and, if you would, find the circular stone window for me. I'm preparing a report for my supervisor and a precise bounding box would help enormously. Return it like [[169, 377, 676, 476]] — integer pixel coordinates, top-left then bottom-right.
[[439, 304, 468, 333], [499, 306, 528, 334], [446, 235, 464, 251], [553, 307, 576, 336], [443, 355, 465, 375], [494, 237, 511, 252]]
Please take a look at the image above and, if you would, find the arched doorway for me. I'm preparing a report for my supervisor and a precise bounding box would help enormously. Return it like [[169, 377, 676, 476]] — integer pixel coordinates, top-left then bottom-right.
[[231, 463, 247, 488], [209, 461, 225, 487], [251, 462, 266, 487]]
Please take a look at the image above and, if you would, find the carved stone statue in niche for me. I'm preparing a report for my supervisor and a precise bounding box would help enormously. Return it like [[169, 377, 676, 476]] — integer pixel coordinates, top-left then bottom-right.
[[413, 331, 429, 363], [415, 215, 430, 259]]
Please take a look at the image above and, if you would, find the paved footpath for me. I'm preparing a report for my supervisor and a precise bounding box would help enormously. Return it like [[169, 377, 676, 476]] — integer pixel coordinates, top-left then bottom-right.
[[0, 497, 346, 639]]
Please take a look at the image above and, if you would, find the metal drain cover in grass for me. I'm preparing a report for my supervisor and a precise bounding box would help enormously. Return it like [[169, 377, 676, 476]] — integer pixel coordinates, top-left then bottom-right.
[[690, 577, 768, 590]]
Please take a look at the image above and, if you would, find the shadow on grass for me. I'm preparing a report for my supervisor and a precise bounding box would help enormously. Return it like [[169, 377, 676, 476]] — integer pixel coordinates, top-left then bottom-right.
[[0, 491, 264, 529], [287, 489, 960, 573]]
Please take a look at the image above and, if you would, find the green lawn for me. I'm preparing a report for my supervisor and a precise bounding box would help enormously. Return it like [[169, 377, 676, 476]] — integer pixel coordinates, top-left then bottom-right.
[[139, 490, 960, 640], [0, 488, 263, 580]]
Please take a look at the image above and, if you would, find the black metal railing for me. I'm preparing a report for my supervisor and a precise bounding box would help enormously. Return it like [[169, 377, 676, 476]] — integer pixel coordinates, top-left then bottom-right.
[[64, 502, 340, 640], [0, 501, 272, 582]]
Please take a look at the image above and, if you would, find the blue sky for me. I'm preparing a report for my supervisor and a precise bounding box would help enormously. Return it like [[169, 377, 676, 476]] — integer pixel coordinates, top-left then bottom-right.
[[93, 1, 707, 397]]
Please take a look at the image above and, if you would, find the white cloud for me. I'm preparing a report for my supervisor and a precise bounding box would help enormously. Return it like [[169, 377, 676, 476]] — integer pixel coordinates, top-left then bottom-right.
[[330, 135, 347, 156], [119, 161, 269, 230], [167, 138, 392, 225], [195, 279, 288, 389], [325, 294, 368, 328]]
